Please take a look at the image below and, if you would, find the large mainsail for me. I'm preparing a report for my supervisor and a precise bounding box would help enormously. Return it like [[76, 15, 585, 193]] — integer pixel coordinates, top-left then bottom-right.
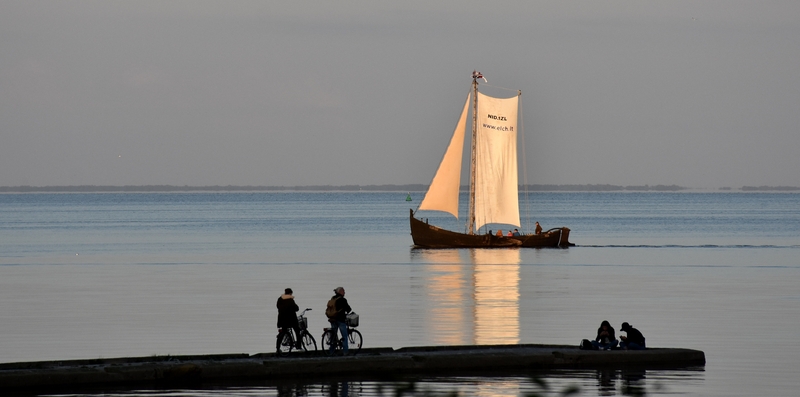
[[417, 93, 471, 218], [474, 91, 521, 230]]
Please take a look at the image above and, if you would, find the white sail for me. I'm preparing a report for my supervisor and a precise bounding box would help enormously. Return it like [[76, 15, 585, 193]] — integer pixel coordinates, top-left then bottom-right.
[[474, 91, 521, 230], [418, 93, 471, 218]]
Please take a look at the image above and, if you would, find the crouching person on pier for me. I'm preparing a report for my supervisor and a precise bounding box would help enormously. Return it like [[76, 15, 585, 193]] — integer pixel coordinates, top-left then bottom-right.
[[619, 322, 646, 350]]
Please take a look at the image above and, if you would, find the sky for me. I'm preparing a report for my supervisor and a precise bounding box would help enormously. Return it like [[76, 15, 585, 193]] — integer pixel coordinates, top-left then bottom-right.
[[2, 1, 799, 189]]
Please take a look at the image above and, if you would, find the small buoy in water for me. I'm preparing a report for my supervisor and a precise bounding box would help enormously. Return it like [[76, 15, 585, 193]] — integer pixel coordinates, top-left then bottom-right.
[[405, 193, 412, 201]]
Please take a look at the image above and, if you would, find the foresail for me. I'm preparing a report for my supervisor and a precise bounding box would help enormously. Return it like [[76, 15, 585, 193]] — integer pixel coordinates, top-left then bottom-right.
[[418, 93, 471, 218], [474, 91, 521, 229]]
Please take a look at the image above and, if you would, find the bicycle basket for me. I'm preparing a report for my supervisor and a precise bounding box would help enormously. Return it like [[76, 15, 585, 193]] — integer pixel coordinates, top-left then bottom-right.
[[297, 315, 308, 330], [345, 312, 359, 327]]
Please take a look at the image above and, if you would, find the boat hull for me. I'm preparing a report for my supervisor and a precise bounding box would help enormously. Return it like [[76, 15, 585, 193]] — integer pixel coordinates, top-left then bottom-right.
[[410, 209, 572, 248], [515, 227, 572, 247]]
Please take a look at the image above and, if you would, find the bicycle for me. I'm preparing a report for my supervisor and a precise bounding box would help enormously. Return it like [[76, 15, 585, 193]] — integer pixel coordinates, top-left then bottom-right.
[[276, 308, 318, 357], [321, 312, 362, 356]]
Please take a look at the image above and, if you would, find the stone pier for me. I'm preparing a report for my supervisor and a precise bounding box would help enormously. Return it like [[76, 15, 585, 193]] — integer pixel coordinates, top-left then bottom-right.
[[0, 344, 705, 392]]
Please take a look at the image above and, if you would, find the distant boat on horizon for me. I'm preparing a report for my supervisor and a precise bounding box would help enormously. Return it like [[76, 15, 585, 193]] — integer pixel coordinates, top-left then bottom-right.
[[410, 72, 572, 248]]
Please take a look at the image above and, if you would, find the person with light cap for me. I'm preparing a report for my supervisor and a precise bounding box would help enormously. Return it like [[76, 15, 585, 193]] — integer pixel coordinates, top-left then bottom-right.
[[619, 322, 646, 350], [276, 288, 302, 349], [326, 286, 352, 354]]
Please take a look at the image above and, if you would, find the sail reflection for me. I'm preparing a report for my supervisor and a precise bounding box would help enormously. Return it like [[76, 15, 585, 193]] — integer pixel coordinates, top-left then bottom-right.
[[472, 249, 520, 345], [419, 249, 471, 345], [415, 248, 520, 346], [474, 379, 521, 397]]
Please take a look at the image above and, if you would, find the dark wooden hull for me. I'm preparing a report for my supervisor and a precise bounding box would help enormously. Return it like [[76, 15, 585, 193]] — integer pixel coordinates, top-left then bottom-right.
[[410, 209, 572, 248], [515, 227, 572, 247]]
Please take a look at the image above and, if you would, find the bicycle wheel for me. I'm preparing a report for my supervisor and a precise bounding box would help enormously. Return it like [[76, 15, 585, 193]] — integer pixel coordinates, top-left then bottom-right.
[[301, 331, 317, 351], [321, 329, 337, 356], [276, 330, 294, 357], [348, 329, 363, 354]]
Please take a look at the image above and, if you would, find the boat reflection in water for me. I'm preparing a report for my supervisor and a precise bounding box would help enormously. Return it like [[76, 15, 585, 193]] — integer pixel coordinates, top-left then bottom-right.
[[415, 248, 520, 346], [420, 249, 469, 345], [472, 249, 520, 345]]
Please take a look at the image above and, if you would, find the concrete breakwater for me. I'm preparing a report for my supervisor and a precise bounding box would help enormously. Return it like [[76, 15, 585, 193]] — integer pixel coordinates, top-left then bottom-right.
[[0, 344, 705, 392]]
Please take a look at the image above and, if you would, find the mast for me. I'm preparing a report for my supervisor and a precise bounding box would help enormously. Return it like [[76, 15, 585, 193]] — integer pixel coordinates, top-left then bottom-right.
[[467, 74, 479, 234]]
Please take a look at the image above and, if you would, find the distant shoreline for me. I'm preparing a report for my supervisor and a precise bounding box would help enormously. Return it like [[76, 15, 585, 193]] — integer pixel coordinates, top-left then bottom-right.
[[0, 184, 798, 193]]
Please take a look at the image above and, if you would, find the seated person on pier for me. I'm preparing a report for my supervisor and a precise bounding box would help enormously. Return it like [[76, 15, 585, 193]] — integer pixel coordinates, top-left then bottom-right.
[[619, 322, 646, 350], [591, 320, 619, 350]]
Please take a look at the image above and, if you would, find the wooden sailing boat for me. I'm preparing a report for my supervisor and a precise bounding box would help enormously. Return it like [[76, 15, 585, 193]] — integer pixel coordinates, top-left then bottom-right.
[[410, 72, 572, 248]]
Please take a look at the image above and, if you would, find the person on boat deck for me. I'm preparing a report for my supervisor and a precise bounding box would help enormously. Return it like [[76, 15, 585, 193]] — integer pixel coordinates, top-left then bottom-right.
[[619, 322, 646, 350], [328, 287, 353, 354], [496, 230, 503, 237], [512, 229, 521, 236], [276, 288, 302, 349], [506, 230, 513, 237], [534, 222, 542, 235], [591, 320, 619, 350]]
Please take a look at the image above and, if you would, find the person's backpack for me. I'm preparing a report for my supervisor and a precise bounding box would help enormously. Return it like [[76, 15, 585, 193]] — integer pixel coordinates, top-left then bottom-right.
[[579, 339, 596, 350], [325, 296, 340, 319]]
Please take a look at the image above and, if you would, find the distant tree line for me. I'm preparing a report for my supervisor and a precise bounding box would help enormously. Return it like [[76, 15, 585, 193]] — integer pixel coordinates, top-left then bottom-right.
[[1, 184, 797, 193], [0, 184, 429, 193], [741, 185, 800, 191], [521, 184, 686, 191]]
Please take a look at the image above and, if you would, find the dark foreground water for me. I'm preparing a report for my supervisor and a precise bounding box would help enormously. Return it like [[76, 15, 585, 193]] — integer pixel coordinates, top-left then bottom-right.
[[1, 192, 799, 396]]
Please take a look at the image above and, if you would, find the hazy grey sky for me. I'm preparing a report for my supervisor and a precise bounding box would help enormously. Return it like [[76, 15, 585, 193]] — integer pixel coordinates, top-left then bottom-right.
[[2, 1, 799, 188]]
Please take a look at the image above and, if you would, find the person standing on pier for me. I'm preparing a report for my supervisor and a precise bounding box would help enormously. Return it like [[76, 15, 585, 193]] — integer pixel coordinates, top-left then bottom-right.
[[277, 288, 302, 349], [326, 286, 352, 355]]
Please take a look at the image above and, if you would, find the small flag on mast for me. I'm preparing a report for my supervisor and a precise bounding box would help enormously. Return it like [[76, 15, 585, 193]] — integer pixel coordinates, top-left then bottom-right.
[[472, 70, 487, 82]]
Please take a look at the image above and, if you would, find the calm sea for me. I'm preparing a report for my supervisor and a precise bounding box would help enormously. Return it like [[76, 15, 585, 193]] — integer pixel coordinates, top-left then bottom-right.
[[1, 192, 799, 396]]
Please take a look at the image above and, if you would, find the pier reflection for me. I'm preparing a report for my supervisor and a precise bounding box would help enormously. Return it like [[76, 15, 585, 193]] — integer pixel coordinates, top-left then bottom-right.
[[414, 248, 520, 346], [321, 380, 362, 397], [38, 369, 705, 397]]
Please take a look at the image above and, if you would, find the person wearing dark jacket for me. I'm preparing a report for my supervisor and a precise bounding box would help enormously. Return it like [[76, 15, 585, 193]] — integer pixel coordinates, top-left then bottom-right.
[[591, 320, 619, 350], [619, 322, 646, 350], [327, 286, 352, 354], [277, 288, 302, 349]]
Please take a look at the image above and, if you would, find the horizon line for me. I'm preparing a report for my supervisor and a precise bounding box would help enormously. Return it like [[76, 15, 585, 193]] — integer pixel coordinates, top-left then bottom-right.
[[1, 184, 798, 193]]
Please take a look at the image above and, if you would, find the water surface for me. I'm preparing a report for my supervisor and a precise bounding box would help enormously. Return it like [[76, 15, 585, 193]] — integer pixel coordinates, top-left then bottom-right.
[[1, 192, 798, 396]]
